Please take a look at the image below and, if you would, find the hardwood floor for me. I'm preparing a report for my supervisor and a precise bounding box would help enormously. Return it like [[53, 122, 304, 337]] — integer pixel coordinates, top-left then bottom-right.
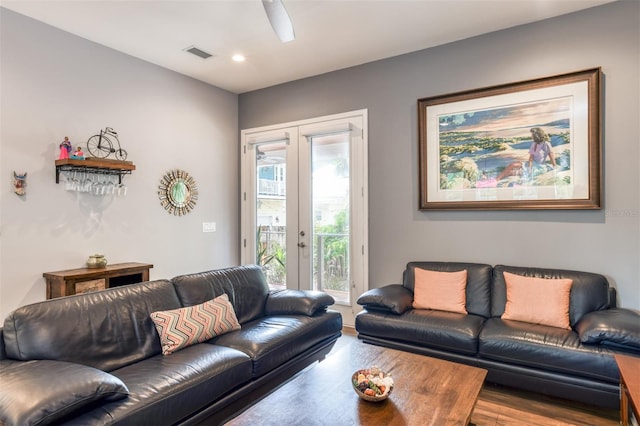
[[472, 385, 618, 426], [338, 327, 619, 426]]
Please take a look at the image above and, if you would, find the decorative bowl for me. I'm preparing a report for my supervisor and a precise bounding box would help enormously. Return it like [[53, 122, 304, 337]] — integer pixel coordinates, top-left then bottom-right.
[[86, 254, 108, 269], [352, 367, 393, 402]]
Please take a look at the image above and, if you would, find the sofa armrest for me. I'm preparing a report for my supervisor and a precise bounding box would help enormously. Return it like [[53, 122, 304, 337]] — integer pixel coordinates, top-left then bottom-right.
[[575, 308, 640, 351], [356, 285, 413, 315], [0, 359, 129, 426], [265, 289, 335, 316]]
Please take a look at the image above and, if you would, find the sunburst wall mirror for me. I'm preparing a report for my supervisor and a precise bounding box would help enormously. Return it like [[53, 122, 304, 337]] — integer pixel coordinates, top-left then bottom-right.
[[158, 169, 198, 216]]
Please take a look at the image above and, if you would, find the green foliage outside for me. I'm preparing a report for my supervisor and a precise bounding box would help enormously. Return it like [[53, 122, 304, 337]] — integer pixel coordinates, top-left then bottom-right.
[[256, 226, 286, 285], [314, 210, 349, 291]]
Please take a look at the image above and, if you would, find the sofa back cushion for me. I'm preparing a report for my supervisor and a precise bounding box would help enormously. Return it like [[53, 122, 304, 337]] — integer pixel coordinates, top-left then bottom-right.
[[403, 262, 492, 318], [171, 265, 269, 324], [491, 265, 610, 326], [2, 279, 180, 371]]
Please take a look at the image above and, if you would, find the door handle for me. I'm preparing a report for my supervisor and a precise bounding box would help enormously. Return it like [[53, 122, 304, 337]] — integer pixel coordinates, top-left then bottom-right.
[[297, 242, 306, 248]]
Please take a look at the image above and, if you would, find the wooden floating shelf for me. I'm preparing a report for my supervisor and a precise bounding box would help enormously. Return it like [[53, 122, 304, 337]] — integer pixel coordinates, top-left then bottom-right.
[[55, 158, 136, 184], [55, 158, 135, 170]]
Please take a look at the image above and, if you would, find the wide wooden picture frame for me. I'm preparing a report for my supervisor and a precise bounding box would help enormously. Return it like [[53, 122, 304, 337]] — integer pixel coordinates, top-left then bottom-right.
[[418, 68, 601, 210]]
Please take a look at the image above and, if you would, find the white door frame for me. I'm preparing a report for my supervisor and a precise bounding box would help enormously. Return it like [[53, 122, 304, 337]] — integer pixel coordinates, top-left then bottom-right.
[[240, 109, 368, 326]]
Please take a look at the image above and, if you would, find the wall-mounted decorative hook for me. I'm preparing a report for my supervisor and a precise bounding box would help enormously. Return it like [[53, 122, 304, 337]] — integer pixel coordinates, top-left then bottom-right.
[[13, 171, 27, 196]]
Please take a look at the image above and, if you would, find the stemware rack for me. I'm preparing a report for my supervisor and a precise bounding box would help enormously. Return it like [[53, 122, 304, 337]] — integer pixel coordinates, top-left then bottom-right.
[[55, 158, 135, 184]]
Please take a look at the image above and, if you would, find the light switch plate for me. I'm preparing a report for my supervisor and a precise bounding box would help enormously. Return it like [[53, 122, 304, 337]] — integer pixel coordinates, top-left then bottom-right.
[[202, 222, 216, 232]]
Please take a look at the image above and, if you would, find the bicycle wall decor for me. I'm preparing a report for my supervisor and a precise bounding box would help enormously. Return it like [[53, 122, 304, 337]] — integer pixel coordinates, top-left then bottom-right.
[[86, 127, 128, 161], [54, 128, 135, 195]]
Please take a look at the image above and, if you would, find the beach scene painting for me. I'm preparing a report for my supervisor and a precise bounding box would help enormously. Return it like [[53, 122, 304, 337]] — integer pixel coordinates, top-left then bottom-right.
[[437, 97, 572, 191], [419, 68, 600, 210]]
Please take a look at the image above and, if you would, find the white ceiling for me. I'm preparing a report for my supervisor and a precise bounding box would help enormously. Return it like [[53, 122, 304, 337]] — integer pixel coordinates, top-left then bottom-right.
[[1, 0, 616, 94]]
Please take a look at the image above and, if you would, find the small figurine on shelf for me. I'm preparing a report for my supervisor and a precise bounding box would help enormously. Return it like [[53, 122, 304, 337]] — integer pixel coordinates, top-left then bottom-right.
[[59, 137, 72, 159], [71, 146, 85, 160]]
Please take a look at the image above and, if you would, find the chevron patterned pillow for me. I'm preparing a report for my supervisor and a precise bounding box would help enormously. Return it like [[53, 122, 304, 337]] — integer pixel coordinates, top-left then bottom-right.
[[150, 293, 241, 355]]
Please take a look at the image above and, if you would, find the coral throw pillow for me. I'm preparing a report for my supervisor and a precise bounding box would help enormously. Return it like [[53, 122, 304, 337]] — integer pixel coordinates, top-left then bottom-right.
[[412, 268, 468, 314], [150, 293, 241, 355], [502, 272, 573, 330]]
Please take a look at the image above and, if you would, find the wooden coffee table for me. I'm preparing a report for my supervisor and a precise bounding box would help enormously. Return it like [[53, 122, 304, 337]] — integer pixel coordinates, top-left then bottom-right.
[[616, 354, 640, 426], [225, 342, 487, 425]]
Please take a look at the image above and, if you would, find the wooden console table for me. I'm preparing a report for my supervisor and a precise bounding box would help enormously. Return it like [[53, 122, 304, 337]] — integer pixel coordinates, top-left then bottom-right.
[[616, 354, 640, 426], [43, 262, 153, 299]]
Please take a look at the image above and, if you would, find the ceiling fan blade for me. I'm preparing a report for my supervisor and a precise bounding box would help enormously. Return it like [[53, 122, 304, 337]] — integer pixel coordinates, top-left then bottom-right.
[[262, 0, 295, 43]]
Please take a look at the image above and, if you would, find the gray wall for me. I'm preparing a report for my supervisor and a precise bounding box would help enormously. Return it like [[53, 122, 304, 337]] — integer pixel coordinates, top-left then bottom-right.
[[0, 8, 239, 319], [239, 1, 640, 309]]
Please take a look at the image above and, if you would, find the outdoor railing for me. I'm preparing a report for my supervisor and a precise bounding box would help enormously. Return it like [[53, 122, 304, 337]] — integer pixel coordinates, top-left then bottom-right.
[[258, 179, 285, 197], [258, 228, 349, 302]]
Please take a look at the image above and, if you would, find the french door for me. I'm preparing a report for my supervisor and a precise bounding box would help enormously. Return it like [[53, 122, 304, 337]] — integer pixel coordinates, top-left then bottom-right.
[[240, 110, 368, 326]]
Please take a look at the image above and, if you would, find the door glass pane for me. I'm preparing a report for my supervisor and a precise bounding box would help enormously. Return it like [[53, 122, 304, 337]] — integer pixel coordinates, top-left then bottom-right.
[[311, 134, 350, 303], [256, 142, 287, 289]]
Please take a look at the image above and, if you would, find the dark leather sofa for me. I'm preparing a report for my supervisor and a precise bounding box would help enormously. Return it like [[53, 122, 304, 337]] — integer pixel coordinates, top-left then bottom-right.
[[0, 265, 342, 426], [355, 262, 640, 408]]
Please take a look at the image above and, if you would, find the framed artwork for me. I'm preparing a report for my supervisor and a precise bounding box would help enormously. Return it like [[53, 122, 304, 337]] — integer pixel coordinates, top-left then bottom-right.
[[418, 68, 601, 210]]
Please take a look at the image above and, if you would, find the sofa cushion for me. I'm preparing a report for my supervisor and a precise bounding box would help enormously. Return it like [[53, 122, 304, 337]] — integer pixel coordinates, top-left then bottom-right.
[[479, 318, 619, 384], [356, 309, 485, 355], [172, 265, 269, 324], [2, 280, 181, 371], [66, 344, 253, 426], [491, 265, 610, 326], [0, 359, 129, 426], [502, 272, 572, 330], [211, 311, 343, 377], [357, 285, 414, 314], [151, 294, 241, 355], [265, 289, 335, 316], [413, 268, 468, 314], [575, 308, 640, 350], [403, 262, 492, 318]]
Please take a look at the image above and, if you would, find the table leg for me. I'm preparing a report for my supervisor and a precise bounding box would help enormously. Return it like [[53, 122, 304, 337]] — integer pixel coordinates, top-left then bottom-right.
[[621, 381, 628, 426]]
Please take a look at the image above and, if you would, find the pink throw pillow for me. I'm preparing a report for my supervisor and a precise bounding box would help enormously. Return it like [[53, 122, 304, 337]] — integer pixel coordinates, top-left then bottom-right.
[[502, 272, 573, 330], [412, 268, 468, 314]]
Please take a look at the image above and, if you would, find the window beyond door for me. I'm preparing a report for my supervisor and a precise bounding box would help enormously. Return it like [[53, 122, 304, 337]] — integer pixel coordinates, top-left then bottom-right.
[[256, 142, 288, 288], [309, 133, 350, 303]]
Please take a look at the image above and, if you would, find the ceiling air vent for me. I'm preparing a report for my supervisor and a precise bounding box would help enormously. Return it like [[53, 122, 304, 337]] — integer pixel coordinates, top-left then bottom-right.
[[184, 46, 214, 59]]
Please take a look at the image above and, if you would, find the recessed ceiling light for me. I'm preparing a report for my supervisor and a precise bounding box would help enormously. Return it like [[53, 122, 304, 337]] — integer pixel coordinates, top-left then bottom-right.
[[232, 54, 246, 62]]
